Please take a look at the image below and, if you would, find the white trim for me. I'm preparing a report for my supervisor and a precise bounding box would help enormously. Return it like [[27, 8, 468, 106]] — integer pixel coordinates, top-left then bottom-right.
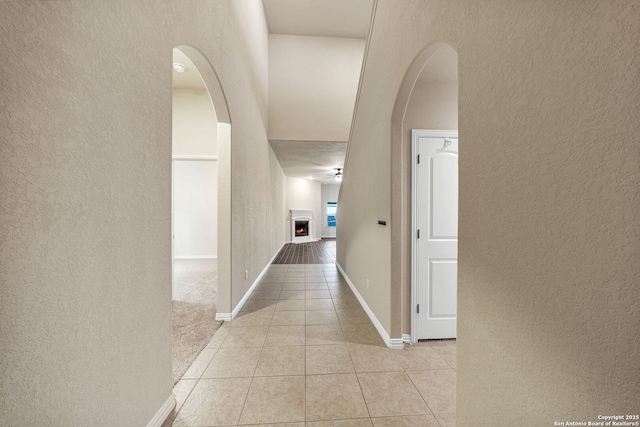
[[215, 241, 286, 321], [172, 154, 218, 161], [411, 129, 418, 344], [173, 255, 217, 260], [403, 334, 412, 344], [411, 129, 458, 344], [229, 274, 262, 319], [214, 311, 232, 322], [387, 337, 405, 349], [290, 209, 314, 219], [146, 393, 176, 427], [336, 262, 404, 350]]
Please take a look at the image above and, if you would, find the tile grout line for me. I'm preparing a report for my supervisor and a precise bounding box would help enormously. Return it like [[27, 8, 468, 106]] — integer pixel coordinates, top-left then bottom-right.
[[405, 367, 437, 418], [236, 264, 283, 426], [174, 262, 455, 426], [171, 327, 227, 425]]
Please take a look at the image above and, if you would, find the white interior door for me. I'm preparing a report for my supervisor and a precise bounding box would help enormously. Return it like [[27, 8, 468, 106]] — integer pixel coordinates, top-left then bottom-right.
[[413, 129, 458, 340]]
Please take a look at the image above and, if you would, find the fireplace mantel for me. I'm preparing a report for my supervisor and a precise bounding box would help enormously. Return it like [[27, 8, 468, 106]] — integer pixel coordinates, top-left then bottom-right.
[[290, 210, 314, 220]]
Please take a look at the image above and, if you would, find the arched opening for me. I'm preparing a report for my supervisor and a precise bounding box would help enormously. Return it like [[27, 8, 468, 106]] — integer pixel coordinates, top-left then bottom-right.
[[390, 43, 458, 343], [171, 46, 231, 383]]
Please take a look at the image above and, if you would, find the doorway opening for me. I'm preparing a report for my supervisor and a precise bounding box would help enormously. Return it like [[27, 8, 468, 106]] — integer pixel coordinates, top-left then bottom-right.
[[171, 46, 231, 383], [390, 43, 458, 343]]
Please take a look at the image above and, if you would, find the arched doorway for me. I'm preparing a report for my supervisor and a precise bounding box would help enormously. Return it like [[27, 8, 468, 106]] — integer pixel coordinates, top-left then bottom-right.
[[171, 45, 231, 382], [390, 43, 459, 342]]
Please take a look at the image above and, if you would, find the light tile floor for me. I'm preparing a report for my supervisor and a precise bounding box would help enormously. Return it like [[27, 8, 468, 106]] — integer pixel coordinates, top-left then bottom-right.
[[164, 264, 456, 427]]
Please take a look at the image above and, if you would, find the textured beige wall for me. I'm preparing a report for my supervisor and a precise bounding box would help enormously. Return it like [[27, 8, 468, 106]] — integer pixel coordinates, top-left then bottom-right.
[[269, 147, 287, 250], [336, 111, 392, 333], [0, 0, 284, 424], [340, 0, 639, 424], [404, 82, 458, 135], [224, 0, 287, 310]]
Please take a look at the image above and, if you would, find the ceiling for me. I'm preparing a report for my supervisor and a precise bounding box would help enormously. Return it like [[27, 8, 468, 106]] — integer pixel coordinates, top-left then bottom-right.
[[172, 48, 206, 89], [269, 140, 347, 182], [262, 0, 372, 39], [262, 0, 373, 183]]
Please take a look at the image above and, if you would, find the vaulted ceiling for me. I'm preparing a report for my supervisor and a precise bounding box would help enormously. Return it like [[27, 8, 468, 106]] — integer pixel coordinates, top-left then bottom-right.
[[263, 0, 374, 183]]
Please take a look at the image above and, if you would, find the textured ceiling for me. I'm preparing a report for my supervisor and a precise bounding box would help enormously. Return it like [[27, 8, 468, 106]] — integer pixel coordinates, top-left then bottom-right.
[[269, 140, 347, 183]]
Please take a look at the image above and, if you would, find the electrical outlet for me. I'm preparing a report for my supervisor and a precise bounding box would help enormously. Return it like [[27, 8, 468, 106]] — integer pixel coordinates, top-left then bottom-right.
[[366, 279, 370, 290], [245, 270, 248, 280]]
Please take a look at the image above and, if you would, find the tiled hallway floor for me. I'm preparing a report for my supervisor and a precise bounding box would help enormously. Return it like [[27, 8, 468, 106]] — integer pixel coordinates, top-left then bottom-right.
[[165, 264, 456, 427], [272, 239, 337, 264]]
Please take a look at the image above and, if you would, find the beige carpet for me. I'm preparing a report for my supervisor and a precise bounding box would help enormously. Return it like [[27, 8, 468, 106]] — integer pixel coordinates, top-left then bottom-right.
[[172, 301, 221, 383], [172, 259, 222, 384]]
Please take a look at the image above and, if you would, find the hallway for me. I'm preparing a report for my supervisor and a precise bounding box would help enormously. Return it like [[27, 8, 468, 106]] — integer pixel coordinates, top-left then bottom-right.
[[165, 263, 456, 426]]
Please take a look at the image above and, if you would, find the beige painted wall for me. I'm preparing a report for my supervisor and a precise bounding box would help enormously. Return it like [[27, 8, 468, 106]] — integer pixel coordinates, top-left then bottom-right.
[[226, 1, 287, 311], [339, 0, 639, 425], [404, 82, 458, 134], [285, 177, 322, 241], [229, 0, 269, 128], [268, 34, 365, 142], [0, 0, 284, 425], [172, 88, 218, 155], [270, 147, 287, 250]]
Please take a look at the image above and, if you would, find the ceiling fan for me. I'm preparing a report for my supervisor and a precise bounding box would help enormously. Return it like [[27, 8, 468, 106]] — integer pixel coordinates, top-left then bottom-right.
[[323, 168, 343, 182]]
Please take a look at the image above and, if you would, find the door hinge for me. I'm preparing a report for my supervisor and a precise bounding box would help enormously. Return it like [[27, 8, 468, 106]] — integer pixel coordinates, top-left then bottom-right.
[[417, 304, 420, 314], [417, 154, 420, 164], [417, 229, 420, 239]]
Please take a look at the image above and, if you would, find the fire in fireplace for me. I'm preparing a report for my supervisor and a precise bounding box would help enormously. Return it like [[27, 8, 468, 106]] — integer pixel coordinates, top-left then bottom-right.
[[295, 220, 309, 237]]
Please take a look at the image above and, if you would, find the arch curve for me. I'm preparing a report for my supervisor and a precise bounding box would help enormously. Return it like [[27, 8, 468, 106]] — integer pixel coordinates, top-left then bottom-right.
[[391, 42, 454, 125], [174, 45, 231, 125]]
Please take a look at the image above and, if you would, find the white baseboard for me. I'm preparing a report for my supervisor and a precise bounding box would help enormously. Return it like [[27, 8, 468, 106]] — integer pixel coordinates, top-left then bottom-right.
[[336, 262, 404, 350], [215, 312, 232, 321], [172, 154, 218, 161], [215, 242, 285, 321], [173, 256, 217, 260], [403, 334, 413, 344], [146, 393, 176, 427]]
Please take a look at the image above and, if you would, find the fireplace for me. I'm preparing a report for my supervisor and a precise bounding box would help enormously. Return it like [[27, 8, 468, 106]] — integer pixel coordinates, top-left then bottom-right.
[[290, 210, 315, 243], [295, 220, 309, 237]]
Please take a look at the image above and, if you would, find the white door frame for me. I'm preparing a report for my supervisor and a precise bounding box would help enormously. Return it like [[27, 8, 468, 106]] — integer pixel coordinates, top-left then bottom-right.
[[411, 129, 458, 343]]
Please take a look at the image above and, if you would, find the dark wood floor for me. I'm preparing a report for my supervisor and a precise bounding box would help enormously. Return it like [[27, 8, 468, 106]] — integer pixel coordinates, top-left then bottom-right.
[[272, 238, 336, 264]]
